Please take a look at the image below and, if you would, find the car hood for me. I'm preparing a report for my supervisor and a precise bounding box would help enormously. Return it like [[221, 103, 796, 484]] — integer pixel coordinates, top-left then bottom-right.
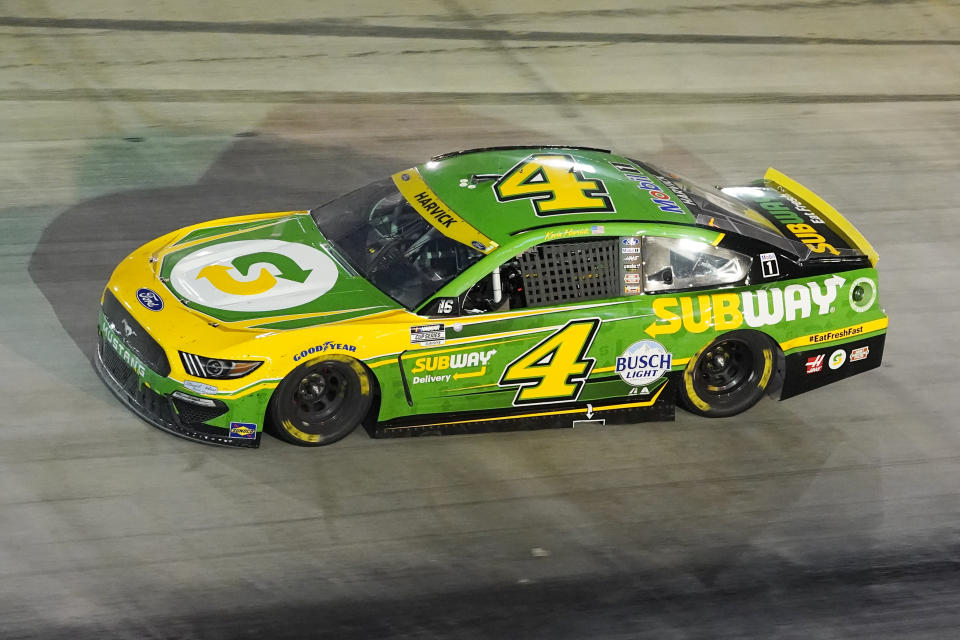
[[154, 211, 401, 329]]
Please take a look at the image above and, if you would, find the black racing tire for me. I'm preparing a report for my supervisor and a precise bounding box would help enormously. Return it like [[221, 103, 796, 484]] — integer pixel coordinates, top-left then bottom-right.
[[269, 355, 373, 446], [678, 330, 776, 418]]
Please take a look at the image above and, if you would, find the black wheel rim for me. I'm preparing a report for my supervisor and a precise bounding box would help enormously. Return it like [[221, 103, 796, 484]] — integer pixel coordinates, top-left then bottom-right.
[[695, 339, 753, 396], [292, 364, 349, 424]]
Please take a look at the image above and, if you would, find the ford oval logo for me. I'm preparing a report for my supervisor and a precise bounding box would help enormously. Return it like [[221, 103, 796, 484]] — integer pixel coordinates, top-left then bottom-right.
[[136, 288, 164, 311]]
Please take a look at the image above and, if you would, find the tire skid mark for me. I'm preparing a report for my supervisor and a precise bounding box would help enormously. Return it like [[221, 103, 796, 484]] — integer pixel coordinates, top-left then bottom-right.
[[2, 88, 959, 105], [0, 16, 957, 46]]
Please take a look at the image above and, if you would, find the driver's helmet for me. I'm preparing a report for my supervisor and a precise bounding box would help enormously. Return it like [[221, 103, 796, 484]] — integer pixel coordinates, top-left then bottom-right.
[[369, 191, 408, 238]]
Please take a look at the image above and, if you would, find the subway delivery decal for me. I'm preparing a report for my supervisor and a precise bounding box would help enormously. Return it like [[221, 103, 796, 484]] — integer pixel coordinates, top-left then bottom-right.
[[411, 349, 497, 374], [409, 349, 498, 385], [645, 276, 847, 337]]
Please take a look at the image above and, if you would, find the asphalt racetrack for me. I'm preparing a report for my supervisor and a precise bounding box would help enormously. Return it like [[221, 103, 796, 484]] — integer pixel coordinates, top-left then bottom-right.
[[2, 2, 960, 638]]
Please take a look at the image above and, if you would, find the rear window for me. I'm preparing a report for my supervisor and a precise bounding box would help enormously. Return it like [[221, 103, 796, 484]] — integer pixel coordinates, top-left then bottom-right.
[[634, 160, 804, 256]]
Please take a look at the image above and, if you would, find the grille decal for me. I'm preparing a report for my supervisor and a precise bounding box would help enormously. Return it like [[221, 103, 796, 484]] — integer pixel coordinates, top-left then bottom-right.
[[101, 291, 171, 376]]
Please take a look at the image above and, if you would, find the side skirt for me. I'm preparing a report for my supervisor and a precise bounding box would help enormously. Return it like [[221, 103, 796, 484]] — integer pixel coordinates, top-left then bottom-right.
[[367, 377, 676, 438]]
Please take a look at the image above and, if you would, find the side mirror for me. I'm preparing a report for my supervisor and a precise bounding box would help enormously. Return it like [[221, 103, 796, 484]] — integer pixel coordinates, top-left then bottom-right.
[[649, 266, 674, 286]]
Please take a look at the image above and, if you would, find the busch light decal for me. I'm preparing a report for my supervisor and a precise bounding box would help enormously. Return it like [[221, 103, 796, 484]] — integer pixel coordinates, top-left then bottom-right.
[[615, 340, 672, 386], [136, 288, 164, 311]]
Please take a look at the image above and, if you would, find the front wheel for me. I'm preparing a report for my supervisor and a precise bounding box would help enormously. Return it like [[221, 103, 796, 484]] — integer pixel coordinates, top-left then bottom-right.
[[269, 355, 373, 446], [679, 330, 776, 418]]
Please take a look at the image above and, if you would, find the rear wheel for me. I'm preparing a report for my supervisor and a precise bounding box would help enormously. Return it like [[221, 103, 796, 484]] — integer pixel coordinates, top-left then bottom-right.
[[679, 330, 775, 418], [270, 355, 373, 446]]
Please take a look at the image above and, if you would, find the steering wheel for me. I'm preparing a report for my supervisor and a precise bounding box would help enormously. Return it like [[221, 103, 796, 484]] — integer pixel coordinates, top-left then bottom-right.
[[462, 278, 493, 313], [367, 193, 406, 239]]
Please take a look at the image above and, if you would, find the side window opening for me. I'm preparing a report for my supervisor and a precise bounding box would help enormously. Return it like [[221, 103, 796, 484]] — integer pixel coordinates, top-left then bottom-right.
[[461, 238, 621, 313], [642, 236, 751, 293], [516, 238, 620, 308], [461, 261, 524, 314], [453, 235, 750, 315]]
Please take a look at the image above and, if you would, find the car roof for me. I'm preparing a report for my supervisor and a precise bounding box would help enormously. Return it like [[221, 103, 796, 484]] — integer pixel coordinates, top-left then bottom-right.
[[416, 146, 699, 245]]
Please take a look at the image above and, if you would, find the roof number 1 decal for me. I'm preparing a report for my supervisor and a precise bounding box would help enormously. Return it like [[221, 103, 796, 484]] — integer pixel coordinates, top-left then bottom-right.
[[493, 154, 616, 216]]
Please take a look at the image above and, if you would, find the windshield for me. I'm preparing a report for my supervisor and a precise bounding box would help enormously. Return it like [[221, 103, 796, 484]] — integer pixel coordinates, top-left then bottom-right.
[[311, 178, 484, 309]]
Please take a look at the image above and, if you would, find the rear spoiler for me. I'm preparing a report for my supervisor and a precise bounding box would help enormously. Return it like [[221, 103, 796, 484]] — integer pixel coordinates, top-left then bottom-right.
[[764, 168, 878, 267]]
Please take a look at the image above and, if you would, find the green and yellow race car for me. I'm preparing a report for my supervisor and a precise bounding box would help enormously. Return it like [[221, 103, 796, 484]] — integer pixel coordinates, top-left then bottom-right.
[[96, 146, 887, 447]]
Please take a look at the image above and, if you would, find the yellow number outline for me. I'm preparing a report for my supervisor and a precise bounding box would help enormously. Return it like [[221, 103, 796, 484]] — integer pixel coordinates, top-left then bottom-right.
[[493, 154, 616, 216], [498, 318, 601, 406]]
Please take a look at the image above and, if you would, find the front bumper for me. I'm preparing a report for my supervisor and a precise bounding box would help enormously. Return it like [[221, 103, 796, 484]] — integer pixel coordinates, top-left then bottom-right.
[[96, 323, 261, 449]]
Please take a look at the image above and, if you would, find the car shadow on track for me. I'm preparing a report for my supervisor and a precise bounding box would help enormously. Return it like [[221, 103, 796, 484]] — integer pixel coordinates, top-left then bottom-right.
[[27, 132, 410, 361], [27, 104, 722, 365]]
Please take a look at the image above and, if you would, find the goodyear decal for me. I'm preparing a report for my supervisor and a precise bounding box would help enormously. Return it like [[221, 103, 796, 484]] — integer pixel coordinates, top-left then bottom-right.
[[393, 168, 498, 254], [294, 341, 357, 361]]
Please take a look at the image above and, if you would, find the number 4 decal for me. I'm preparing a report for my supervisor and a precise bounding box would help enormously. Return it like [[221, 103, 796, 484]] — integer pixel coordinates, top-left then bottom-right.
[[493, 154, 615, 216], [498, 319, 601, 405]]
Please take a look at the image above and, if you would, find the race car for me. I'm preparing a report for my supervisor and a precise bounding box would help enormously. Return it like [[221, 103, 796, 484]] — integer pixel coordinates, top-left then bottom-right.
[[96, 146, 887, 448]]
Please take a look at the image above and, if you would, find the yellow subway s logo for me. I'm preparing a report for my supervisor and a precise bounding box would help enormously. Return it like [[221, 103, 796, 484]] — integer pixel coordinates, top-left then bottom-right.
[[645, 276, 846, 337], [168, 239, 339, 312], [197, 251, 312, 295]]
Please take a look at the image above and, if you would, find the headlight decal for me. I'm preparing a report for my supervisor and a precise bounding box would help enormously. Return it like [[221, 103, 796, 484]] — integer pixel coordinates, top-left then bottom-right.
[[179, 351, 263, 379], [181, 351, 205, 377]]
